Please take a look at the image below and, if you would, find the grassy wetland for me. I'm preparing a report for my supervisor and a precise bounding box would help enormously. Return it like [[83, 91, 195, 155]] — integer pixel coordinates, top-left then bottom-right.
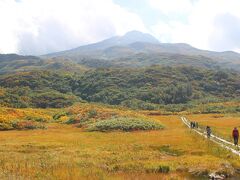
[[0, 102, 239, 179]]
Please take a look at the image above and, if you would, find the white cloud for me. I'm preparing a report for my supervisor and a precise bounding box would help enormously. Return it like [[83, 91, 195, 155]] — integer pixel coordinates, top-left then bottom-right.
[[1, 0, 240, 54], [150, 0, 240, 52], [0, 0, 19, 53], [0, 0, 146, 55], [207, 14, 240, 52]]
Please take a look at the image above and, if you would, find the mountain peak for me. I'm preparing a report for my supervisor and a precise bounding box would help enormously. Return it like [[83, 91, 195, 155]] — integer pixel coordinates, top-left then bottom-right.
[[120, 30, 159, 44], [124, 30, 147, 36]]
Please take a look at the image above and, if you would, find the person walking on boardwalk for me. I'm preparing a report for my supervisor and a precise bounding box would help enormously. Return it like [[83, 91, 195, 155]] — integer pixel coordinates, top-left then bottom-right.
[[190, 122, 195, 128], [232, 127, 239, 146], [206, 126, 211, 138], [195, 122, 198, 128]]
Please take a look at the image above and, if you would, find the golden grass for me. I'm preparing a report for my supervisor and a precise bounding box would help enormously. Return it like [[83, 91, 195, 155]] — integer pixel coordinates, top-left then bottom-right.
[[0, 108, 58, 122], [0, 104, 239, 179], [67, 103, 145, 120], [187, 114, 240, 141]]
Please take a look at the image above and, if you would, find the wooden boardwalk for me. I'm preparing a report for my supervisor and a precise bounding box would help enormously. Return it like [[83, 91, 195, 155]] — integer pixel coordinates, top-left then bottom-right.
[[181, 116, 240, 156]]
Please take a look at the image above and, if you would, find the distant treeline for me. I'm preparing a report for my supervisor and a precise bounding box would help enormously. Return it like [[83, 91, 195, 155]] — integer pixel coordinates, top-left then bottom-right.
[[0, 66, 239, 109]]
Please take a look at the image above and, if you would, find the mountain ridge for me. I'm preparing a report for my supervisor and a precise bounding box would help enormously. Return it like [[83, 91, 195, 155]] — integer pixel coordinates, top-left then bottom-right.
[[41, 30, 240, 71], [43, 30, 160, 57], [1, 30, 240, 72]]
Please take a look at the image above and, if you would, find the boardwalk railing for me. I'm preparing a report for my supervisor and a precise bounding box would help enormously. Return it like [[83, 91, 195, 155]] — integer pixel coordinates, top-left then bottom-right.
[[180, 116, 240, 156]]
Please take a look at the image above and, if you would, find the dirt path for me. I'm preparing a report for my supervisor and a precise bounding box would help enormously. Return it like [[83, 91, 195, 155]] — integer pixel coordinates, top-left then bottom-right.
[[181, 116, 240, 156]]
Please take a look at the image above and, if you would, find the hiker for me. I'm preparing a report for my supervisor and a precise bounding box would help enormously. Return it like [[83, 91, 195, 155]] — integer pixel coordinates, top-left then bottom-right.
[[190, 121, 195, 128], [195, 122, 198, 128], [206, 126, 211, 138], [193, 122, 196, 128], [232, 127, 239, 146], [190, 122, 193, 128]]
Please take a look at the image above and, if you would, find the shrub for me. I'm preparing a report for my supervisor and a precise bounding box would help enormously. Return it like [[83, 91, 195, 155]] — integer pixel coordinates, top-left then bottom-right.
[[87, 109, 98, 118], [11, 120, 46, 130], [0, 122, 14, 130], [86, 117, 163, 132], [25, 116, 46, 122], [236, 106, 240, 112], [34, 118, 46, 122], [202, 106, 224, 113], [145, 165, 170, 173], [53, 112, 67, 120], [65, 118, 80, 124], [164, 104, 195, 113], [76, 121, 90, 128]]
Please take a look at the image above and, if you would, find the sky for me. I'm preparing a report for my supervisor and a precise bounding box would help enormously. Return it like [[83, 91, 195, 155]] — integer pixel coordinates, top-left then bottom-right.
[[0, 0, 240, 55]]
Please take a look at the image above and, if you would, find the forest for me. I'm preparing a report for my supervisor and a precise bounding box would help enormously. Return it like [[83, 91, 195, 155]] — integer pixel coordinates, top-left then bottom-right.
[[1, 66, 239, 109]]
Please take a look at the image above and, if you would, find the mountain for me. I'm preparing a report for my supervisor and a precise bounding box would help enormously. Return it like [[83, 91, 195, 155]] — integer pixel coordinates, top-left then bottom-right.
[[1, 31, 240, 73], [0, 54, 40, 61], [1, 32, 240, 108], [43, 31, 240, 71], [44, 30, 159, 57], [0, 54, 87, 74]]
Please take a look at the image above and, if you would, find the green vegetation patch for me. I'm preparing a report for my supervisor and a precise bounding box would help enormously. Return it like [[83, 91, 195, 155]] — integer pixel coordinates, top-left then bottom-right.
[[86, 117, 163, 132], [145, 164, 170, 173], [1, 67, 240, 109], [53, 112, 67, 120], [150, 145, 185, 156], [0, 120, 46, 131]]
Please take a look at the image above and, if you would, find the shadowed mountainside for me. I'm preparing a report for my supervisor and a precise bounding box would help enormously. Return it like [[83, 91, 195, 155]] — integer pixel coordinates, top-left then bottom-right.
[[1, 31, 240, 73], [43, 31, 240, 71], [0, 54, 87, 74]]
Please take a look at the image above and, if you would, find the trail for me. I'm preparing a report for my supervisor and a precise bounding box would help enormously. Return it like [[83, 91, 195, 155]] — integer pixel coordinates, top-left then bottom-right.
[[180, 116, 240, 156]]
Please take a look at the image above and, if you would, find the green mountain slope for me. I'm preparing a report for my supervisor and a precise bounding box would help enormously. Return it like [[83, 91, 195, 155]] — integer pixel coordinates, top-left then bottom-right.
[[1, 66, 239, 108], [0, 71, 80, 108], [0, 54, 87, 74]]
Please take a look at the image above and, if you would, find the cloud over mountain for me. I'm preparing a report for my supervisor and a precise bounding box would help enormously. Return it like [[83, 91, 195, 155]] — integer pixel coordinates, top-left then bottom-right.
[[1, 0, 240, 54], [0, 0, 145, 55], [150, 0, 240, 52]]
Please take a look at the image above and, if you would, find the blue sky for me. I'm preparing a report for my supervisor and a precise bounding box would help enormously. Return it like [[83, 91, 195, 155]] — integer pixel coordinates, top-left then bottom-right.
[[0, 0, 240, 55], [113, 0, 189, 26], [113, 0, 159, 26]]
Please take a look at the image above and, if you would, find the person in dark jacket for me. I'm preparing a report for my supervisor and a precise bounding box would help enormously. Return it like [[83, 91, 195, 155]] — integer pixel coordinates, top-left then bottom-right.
[[206, 126, 211, 138], [232, 127, 239, 146], [195, 122, 198, 128], [190, 122, 196, 128], [190, 122, 193, 128]]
